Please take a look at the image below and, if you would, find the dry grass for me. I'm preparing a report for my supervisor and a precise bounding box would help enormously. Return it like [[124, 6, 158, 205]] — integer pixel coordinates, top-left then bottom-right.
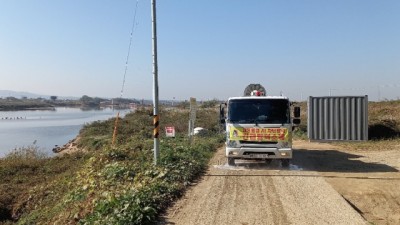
[[368, 100, 400, 139], [0, 146, 88, 223]]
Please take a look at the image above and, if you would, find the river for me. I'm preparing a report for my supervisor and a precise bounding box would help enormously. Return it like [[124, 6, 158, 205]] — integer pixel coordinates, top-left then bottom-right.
[[0, 107, 131, 157]]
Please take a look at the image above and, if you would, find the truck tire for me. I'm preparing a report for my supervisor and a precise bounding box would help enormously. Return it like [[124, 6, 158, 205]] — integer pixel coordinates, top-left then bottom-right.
[[281, 159, 290, 168], [228, 157, 235, 166]]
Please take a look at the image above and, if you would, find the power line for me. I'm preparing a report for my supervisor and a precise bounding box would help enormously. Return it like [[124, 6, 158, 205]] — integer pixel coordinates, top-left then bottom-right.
[[329, 83, 400, 100], [120, 0, 140, 98], [112, 1, 140, 146]]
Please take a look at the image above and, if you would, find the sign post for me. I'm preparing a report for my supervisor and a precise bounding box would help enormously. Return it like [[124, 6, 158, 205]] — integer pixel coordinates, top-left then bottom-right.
[[165, 126, 175, 138], [188, 97, 197, 144]]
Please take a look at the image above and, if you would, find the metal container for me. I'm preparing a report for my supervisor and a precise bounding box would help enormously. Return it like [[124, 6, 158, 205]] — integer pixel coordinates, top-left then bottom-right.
[[308, 96, 368, 141]]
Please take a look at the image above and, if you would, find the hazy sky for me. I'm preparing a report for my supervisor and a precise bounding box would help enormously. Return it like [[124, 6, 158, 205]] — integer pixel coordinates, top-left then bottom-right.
[[1, 1, 399, 101]]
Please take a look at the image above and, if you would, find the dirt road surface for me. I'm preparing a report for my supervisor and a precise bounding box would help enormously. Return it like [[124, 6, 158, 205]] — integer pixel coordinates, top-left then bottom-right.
[[294, 141, 400, 225], [158, 140, 386, 225]]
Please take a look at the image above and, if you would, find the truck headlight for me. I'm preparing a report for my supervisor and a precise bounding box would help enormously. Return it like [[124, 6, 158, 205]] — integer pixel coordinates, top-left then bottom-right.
[[227, 140, 238, 147], [229, 151, 238, 155]]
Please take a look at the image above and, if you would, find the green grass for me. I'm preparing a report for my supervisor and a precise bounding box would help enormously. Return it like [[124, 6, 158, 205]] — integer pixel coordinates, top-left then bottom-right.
[[76, 135, 223, 225]]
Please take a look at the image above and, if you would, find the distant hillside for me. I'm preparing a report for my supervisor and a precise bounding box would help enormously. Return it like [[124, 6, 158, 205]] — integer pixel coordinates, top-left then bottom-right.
[[0, 90, 49, 99], [0, 90, 191, 104], [0, 90, 79, 100]]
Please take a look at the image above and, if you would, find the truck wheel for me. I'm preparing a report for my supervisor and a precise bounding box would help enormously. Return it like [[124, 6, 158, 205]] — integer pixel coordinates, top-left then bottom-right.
[[265, 159, 272, 165], [281, 159, 290, 168], [228, 158, 235, 166]]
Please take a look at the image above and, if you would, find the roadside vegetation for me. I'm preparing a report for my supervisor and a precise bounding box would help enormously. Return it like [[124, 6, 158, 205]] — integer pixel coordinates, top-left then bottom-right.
[[368, 100, 400, 139], [0, 101, 223, 224]]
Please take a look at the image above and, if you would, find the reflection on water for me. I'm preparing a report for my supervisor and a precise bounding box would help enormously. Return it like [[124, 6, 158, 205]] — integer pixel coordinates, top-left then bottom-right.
[[0, 107, 131, 157]]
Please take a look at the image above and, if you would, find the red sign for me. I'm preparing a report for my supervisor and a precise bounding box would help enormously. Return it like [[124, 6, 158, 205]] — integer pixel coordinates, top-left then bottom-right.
[[165, 126, 175, 137]]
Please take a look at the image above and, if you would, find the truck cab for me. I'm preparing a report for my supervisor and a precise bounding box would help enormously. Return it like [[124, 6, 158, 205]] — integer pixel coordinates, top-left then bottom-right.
[[220, 89, 300, 167]]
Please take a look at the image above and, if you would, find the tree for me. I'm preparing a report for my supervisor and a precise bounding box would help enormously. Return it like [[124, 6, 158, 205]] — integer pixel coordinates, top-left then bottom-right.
[[80, 95, 106, 107], [50, 96, 57, 101]]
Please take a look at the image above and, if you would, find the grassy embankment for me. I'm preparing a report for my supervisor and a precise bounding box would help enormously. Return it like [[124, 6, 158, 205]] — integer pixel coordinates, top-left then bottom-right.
[[0, 105, 223, 224]]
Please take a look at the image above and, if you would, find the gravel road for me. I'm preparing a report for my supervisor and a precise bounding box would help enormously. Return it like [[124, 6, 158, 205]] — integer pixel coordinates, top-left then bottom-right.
[[160, 146, 367, 225]]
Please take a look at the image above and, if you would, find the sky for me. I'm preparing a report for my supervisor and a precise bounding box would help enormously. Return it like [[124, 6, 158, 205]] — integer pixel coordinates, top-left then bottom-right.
[[0, 0, 399, 101]]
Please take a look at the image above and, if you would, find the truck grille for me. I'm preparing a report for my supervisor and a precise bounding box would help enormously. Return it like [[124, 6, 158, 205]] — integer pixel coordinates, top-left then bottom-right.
[[243, 152, 276, 156], [239, 141, 278, 145]]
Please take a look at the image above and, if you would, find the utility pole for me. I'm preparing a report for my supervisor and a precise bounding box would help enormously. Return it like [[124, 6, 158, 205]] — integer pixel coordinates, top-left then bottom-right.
[[151, 0, 160, 165]]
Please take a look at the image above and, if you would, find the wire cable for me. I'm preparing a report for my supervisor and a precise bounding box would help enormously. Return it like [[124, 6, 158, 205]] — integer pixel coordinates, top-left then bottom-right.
[[113, 0, 140, 146], [120, 0, 139, 98]]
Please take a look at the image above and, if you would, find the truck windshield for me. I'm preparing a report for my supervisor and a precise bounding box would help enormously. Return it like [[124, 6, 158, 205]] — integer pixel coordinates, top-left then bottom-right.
[[228, 99, 290, 124]]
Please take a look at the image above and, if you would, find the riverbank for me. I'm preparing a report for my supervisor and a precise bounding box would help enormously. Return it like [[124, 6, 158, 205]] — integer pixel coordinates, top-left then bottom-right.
[[0, 106, 222, 224], [52, 137, 85, 155]]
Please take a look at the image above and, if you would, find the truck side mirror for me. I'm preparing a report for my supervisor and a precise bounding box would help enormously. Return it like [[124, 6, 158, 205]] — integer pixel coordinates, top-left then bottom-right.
[[294, 106, 300, 118], [220, 103, 226, 124]]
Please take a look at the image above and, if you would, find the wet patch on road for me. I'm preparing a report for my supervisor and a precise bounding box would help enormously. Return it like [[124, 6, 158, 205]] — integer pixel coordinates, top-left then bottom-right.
[[213, 160, 303, 171]]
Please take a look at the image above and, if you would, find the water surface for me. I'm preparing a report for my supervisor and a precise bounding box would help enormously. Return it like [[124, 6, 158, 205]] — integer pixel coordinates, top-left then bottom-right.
[[0, 107, 131, 157]]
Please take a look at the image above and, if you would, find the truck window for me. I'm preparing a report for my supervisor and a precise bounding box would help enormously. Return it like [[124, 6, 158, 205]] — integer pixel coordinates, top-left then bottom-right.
[[228, 99, 290, 124]]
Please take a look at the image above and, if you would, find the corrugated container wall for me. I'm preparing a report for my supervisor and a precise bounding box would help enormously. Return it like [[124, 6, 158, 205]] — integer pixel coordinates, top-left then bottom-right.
[[308, 96, 368, 141]]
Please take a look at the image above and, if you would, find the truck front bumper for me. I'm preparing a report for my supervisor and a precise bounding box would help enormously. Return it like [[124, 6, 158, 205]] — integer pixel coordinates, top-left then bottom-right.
[[226, 147, 292, 159]]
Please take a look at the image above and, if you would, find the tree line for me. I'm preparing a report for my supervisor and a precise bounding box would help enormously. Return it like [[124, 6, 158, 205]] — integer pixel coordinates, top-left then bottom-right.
[[0, 95, 140, 110]]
